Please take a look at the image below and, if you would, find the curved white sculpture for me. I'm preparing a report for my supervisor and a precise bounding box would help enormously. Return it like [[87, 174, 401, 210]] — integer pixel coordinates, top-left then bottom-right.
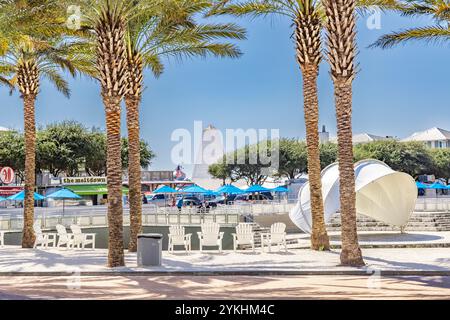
[[289, 159, 418, 233]]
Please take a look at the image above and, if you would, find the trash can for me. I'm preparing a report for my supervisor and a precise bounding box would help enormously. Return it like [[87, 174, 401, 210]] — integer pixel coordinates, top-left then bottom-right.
[[137, 233, 163, 267]]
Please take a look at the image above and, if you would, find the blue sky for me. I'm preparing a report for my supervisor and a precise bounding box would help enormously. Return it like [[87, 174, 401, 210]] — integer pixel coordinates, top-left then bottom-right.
[[0, 12, 449, 174]]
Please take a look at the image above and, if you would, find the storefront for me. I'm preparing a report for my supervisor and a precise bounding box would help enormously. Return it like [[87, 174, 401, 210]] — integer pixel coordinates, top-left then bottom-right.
[[0, 186, 24, 198], [66, 184, 129, 205], [48, 176, 129, 206], [0, 167, 23, 198]]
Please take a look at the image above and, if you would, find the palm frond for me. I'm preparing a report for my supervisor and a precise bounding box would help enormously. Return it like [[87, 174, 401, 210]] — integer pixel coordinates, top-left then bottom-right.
[[356, 0, 406, 14], [208, 0, 294, 19], [141, 53, 164, 77], [371, 25, 450, 48], [40, 66, 70, 97]]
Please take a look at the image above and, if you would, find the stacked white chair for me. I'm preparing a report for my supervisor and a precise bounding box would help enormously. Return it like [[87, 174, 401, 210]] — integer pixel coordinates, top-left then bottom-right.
[[33, 222, 57, 249], [261, 222, 287, 252], [197, 221, 224, 253], [232, 223, 255, 252], [56, 224, 74, 249], [70, 224, 96, 249], [0, 231, 4, 248], [168, 225, 192, 252]]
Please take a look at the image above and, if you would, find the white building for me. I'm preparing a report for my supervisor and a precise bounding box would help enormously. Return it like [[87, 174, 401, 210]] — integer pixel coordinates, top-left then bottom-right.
[[0, 126, 9, 132], [191, 124, 225, 190], [402, 127, 450, 149], [330, 133, 389, 145], [318, 125, 330, 143]]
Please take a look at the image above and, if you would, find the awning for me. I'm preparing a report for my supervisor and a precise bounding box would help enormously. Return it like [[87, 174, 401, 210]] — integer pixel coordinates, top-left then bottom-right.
[[67, 184, 129, 196], [0, 186, 24, 197]]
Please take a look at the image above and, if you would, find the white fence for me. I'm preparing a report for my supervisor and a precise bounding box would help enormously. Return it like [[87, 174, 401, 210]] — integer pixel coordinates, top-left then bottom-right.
[[1, 197, 448, 231], [0, 205, 241, 231], [415, 197, 450, 212]]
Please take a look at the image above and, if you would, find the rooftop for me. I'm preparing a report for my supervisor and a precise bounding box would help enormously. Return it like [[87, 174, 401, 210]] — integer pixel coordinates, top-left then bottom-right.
[[402, 127, 450, 142], [329, 133, 389, 144]]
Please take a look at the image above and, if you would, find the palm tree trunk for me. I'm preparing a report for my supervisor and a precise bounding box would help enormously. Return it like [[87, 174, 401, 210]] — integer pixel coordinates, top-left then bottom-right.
[[302, 65, 330, 251], [104, 96, 125, 267], [125, 95, 142, 252], [22, 94, 37, 248], [294, 9, 330, 251], [95, 1, 129, 267], [324, 0, 364, 267], [335, 81, 364, 266]]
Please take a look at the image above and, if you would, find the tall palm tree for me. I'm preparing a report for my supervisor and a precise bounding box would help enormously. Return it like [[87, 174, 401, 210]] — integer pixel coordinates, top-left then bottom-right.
[[88, 0, 133, 267], [0, 0, 93, 248], [124, 0, 245, 252], [72, 0, 171, 266], [323, 0, 365, 266], [372, 0, 450, 48], [0, 38, 92, 247], [210, 0, 331, 250], [209, 0, 397, 251]]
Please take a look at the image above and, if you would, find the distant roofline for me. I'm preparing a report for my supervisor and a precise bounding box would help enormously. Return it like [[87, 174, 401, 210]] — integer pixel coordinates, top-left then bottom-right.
[[402, 127, 450, 142]]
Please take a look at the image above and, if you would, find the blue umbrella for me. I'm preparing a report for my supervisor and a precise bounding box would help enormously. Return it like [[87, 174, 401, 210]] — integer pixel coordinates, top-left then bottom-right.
[[271, 186, 288, 193], [153, 185, 178, 194], [215, 184, 244, 194], [244, 185, 270, 193], [429, 181, 447, 190], [182, 185, 208, 194], [204, 190, 219, 196], [0, 196, 6, 202], [46, 188, 82, 200], [416, 181, 430, 189], [7, 191, 45, 201], [46, 188, 82, 213]]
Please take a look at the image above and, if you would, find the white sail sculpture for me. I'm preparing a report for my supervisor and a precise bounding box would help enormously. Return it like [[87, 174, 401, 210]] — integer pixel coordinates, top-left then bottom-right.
[[289, 159, 418, 233]]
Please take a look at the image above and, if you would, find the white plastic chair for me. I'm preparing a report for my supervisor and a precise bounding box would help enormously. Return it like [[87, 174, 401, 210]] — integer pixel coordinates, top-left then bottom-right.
[[33, 222, 57, 249], [0, 231, 4, 248], [197, 222, 224, 253], [261, 222, 287, 252], [232, 223, 255, 252], [168, 225, 192, 252], [56, 224, 74, 249], [70, 225, 96, 249]]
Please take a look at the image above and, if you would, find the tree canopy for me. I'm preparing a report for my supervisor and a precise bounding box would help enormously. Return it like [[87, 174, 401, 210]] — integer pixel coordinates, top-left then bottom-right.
[[208, 138, 450, 183], [208, 138, 339, 184], [0, 121, 155, 179], [353, 140, 435, 177]]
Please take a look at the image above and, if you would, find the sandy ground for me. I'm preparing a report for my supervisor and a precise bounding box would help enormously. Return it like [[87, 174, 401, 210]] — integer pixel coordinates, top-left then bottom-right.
[[1, 275, 450, 300], [1, 246, 450, 273]]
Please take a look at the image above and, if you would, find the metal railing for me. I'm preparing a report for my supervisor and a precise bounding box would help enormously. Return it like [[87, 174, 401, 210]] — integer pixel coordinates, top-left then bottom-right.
[[415, 197, 450, 212], [0, 205, 241, 231], [2, 197, 448, 231]]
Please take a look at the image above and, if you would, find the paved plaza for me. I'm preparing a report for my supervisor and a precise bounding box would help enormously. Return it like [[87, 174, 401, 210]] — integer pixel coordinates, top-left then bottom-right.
[[1, 275, 449, 300]]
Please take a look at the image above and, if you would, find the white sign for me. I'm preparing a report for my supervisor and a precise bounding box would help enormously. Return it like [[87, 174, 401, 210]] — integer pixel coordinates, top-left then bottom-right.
[[61, 176, 107, 185], [0, 167, 15, 184]]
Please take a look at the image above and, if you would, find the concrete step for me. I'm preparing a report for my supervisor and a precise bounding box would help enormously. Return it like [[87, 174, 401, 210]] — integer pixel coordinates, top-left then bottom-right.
[[327, 212, 450, 232]]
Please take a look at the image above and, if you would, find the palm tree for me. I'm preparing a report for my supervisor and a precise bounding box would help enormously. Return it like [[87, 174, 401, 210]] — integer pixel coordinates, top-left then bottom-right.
[[0, 38, 92, 247], [323, 0, 365, 266], [0, 0, 93, 248], [209, 0, 331, 250], [124, 0, 245, 252], [371, 0, 450, 48], [87, 0, 132, 267], [209, 0, 398, 251]]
